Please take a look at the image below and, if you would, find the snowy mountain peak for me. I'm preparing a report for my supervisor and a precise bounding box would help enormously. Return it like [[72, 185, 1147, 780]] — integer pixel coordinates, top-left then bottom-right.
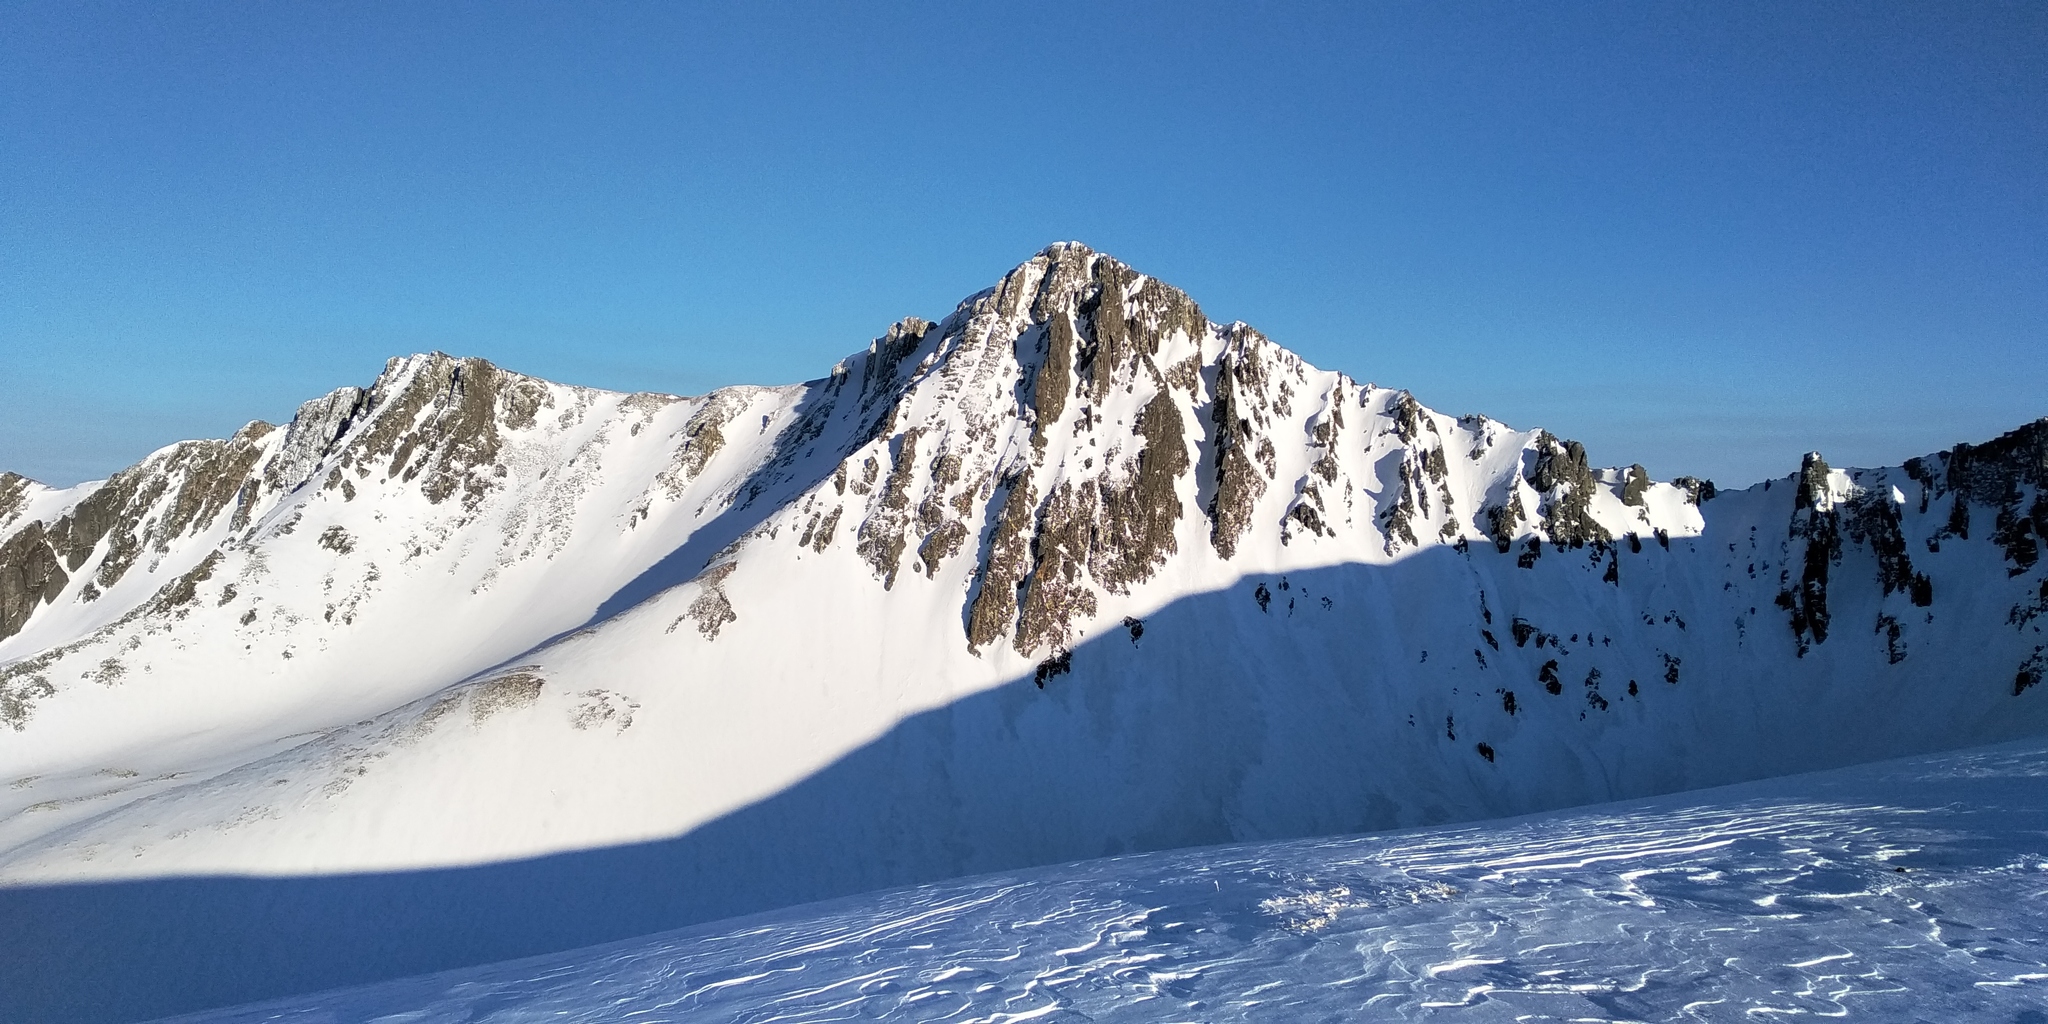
[[749, 244, 1713, 660], [0, 248, 2045, 1023]]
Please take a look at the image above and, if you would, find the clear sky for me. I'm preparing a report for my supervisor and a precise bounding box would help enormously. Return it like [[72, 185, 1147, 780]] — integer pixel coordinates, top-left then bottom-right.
[[3, 2, 2043, 488]]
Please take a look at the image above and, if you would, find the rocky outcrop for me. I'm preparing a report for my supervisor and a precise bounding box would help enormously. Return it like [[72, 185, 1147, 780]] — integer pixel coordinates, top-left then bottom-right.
[[1014, 481, 1099, 656], [966, 477, 1036, 652], [1943, 421, 2048, 575], [1844, 486, 1932, 606], [266, 388, 369, 494], [0, 353, 607, 648], [341, 356, 520, 510], [1031, 316, 1074, 454], [0, 473, 34, 533], [0, 522, 66, 641], [1090, 391, 1189, 592], [946, 246, 1211, 652], [1777, 453, 1839, 654], [0, 426, 275, 642], [855, 427, 923, 589], [1528, 432, 1611, 547], [1209, 331, 1272, 559], [1622, 465, 1651, 506]]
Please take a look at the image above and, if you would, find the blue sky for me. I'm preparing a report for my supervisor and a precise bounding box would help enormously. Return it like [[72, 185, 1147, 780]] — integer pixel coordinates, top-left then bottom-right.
[[3, 2, 2043, 487]]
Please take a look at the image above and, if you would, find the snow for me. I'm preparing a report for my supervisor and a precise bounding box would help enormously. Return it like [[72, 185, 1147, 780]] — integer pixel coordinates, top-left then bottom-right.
[[0, 363, 825, 865], [0, 243, 2043, 1023], [157, 735, 2048, 1023]]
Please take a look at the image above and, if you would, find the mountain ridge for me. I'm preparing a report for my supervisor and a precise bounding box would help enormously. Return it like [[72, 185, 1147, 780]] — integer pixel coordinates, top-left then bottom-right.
[[0, 242, 2045, 1021]]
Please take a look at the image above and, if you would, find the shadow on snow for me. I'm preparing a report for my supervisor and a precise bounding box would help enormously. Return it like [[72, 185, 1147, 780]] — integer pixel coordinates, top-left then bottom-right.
[[5, 544, 2045, 1024]]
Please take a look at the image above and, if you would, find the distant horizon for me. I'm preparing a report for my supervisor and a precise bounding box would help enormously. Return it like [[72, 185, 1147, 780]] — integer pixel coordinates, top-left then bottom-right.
[[5, 3, 2043, 488]]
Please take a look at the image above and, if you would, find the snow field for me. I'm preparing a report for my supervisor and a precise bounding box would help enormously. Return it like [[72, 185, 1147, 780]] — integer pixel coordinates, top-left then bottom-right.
[[167, 736, 2048, 1023]]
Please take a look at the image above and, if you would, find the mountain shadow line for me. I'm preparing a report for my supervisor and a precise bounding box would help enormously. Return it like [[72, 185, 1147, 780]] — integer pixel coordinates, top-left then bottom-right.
[[4, 542, 2046, 1024]]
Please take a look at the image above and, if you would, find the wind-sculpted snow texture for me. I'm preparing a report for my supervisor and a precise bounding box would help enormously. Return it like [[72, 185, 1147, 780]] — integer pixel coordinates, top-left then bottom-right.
[[167, 737, 2048, 1023], [1, 244, 2045, 1022]]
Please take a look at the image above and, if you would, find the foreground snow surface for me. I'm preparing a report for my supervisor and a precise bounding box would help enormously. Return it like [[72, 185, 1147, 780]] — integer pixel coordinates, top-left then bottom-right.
[[171, 740, 2048, 1023]]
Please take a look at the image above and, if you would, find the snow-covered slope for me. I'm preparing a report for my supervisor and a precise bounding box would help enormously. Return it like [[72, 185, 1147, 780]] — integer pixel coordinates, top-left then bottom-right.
[[161, 734, 2048, 1023], [1, 243, 2044, 1022], [0, 352, 823, 858]]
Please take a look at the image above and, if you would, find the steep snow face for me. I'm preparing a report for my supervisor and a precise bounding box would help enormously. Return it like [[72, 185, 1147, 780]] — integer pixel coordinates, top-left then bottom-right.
[[0, 245, 2043, 957]]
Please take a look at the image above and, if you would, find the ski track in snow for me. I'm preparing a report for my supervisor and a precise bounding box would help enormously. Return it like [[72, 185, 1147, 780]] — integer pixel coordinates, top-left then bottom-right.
[[169, 740, 2048, 1023]]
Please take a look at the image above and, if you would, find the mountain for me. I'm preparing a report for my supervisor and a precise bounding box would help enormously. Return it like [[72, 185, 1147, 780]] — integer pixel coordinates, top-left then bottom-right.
[[1, 243, 2045, 1022]]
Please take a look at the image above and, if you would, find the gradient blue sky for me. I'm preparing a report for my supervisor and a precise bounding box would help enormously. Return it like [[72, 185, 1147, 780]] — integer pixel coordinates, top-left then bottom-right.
[[4, 2, 2043, 488]]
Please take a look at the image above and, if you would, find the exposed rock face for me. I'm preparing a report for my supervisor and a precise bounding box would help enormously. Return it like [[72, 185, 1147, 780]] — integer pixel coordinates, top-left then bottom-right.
[[1622, 465, 1651, 506], [1031, 316, 1073, 454], [1780, 453, 1841, 654], [1209, 334, 1271, 559], [679, 564, 739, 640], [1934, 420, 2048, 575], [345, 355, 518, 510], [0, 522, 66, 640], [965, 477, 1036, 652], [0, 353, 612, 652], [267, 388, 369, 494], [1013, 480, 1099, 655], [1528, 432, 1612, 547], [1091, 391, 1189, 591], [662, 399, 737, 489], [855, 427, 922, 589], [957, 246, 1212, 652], [0, 473, 34, 531], [1673, 475, 1716, 504], [1843, 486, 1930, 605], [0, 428, 274, 643]]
